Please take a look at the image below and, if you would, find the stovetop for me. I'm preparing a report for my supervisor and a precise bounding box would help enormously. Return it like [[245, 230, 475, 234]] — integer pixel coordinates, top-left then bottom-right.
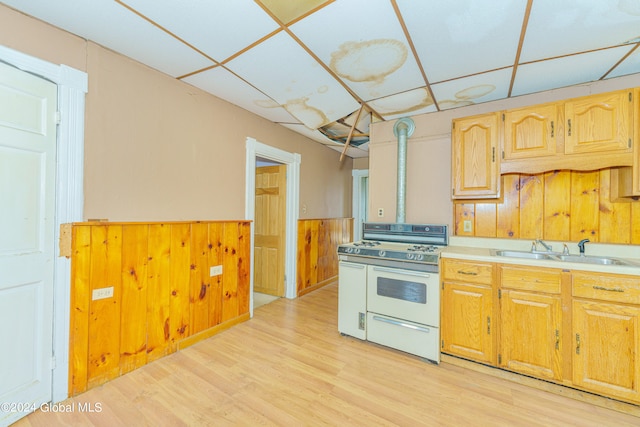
[[338, 222, 448, 265], [338, 240, 443, 263]]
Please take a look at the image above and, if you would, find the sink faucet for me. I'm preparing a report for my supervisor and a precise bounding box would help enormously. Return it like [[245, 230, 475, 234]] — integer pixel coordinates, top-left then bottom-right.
[[578, 239, 590, 256], [534, 239, 553, 252]]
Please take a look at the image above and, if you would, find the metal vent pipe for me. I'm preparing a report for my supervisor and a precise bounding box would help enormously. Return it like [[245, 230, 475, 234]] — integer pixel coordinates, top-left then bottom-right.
[[393, 117, 415, 224]]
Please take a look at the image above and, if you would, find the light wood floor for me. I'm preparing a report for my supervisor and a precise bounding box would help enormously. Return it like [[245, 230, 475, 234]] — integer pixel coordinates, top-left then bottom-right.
[[15, 282, 640, 426]]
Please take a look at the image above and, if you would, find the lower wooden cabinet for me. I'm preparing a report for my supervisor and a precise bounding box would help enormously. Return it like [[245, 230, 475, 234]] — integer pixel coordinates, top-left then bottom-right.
[[498, 265, 563, 381], [572, 298, 640, 403], [442, 282, 494, 363], [441, 259, 495, 364], [500, 290, 562, 381], [441, 256, 640, 405]]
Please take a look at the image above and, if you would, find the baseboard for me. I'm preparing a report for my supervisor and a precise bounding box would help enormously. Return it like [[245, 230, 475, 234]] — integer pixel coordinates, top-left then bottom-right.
[[298, 276, 337, 297]]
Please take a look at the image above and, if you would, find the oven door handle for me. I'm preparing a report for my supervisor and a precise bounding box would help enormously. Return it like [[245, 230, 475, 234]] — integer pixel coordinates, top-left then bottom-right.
[[339, 262, 366, 269], [372, 315, 431, 333], [371, 266, 430, 278]]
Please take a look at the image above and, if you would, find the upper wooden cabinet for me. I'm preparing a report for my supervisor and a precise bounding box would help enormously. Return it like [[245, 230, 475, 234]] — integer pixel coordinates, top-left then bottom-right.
[[451, 113, 500, 199], [503, 103, 558, 160], [564, 90, 633, 155], [453, 89, 636, 181]]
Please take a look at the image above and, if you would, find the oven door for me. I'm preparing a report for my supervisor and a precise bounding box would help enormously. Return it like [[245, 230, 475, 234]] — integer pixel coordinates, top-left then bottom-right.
[[366, 265, 439, 327]]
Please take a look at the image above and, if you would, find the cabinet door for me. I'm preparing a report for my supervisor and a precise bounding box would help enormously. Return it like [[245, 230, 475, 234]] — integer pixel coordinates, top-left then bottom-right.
[[451, 113, 500, 199], [500, 290, 562, 381], [337, 262, 367, 339], [573, 299, 640, 403], [564, 90, 633, 155], [503, 103, 557, 160], [442, 281, 494, 364]]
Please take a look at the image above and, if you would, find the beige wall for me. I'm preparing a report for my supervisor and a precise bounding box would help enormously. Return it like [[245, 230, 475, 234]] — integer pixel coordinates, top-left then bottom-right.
[[1, 4, 353, 222], [369, 73, 640, 230]]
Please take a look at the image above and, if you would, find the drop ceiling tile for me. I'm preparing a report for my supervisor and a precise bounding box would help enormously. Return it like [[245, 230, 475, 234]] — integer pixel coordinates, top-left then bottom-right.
[[225, 31, 359, 129], [369, 87, 437, 120], [513, 46, 635, 96], [522, 0, 640, 62], [182, 67, 299, 124], [120, 0, 278, 62], [291, 0, 425, 101], [2, 0, 215, 77], [430, 68, 512, 110], [608, 47, 640, 78], [259, 0, 329, 25], [397, 0, 526, 83]]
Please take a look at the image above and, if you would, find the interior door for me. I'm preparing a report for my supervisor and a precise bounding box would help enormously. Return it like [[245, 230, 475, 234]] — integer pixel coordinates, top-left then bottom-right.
[[0, 62, 57, 425], [254, 165, 286, 297]]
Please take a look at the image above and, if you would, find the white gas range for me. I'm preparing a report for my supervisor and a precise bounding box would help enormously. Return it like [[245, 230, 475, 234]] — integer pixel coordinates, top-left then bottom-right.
[[337, 222, 447, 363]]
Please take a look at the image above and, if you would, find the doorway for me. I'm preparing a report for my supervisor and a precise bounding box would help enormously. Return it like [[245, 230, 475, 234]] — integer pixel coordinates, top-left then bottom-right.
[[245, 138, 301, 315], [0, 49, 86, 423], [254, 159, 286, 307], [352, 169, 369, 241]]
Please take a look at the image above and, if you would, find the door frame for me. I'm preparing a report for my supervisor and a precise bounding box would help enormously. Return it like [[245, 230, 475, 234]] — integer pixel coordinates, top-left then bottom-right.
[[352, 169, 369, 241], [245, 137, 300, 310], [0, 45, 87, 402]]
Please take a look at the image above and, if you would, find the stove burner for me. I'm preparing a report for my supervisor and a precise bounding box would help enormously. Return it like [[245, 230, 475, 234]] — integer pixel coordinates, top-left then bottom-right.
[[353, 241, 380, 247], [407, 245, 439, 253]]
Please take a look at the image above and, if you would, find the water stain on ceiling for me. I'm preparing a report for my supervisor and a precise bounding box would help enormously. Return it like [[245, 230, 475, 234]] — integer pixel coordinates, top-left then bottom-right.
[[330, 39, 408, 84], [283, 97, 329, 129], [369, 87, 434, 116], [438, 84, 496, 109]]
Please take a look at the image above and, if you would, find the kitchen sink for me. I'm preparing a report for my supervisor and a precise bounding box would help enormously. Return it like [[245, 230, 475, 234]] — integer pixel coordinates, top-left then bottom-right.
[[491, 250, 555, 260], [552, 254, 637, 266], [492, 250, 638, 266]]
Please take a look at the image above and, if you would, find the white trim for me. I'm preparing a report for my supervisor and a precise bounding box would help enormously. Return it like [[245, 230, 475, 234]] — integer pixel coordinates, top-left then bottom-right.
[[352, 169, 369, 241], [0, 45, 87, 403], [245, 137, 300, 313]]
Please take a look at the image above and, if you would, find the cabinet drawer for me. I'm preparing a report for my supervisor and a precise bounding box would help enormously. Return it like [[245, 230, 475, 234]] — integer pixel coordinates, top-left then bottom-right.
[[442, 259, 494, 285], [500, 265, 562, 294], [572, 272, 640, 304]]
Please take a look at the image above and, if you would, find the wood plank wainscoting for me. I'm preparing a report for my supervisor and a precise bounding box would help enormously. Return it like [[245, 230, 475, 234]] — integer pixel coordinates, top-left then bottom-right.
[[454, 169, 640, 244], [296, 218, 353, 297], [69, 221, 251, 396]]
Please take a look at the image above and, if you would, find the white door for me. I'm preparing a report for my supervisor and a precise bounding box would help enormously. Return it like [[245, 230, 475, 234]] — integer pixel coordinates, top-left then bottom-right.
[[0, 62, 57, 425]]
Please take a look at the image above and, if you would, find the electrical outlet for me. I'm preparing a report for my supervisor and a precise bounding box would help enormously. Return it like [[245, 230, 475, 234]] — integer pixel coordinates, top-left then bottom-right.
[[463, 220, 472, 233], [92, 287, 114, 301], [377, 208, 384, 217], [210, 265, 223, 276]]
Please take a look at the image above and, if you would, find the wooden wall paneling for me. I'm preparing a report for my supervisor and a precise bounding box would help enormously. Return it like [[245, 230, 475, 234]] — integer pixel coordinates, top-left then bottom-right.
[[222, 222, 240, 323], [497, 175, 520, 238], [146, 223, 172, 363], [237, 222, 251, 315], [309, 221, 320, 286], [119, 224, 149, 375], [296, 222, 307, 295], [454, 203, 475, 236], [599, 169, 631, 244], [570, 171, 600, 242], [190, 223, 211, 334], [69, 225, 91, 395], [87, 225, 122, 388], [475, 204, 497, 237], [296, 218, 352, 296], [543, 171, 571, 241], [519, 174, 544, 239], [208, 222, 223, 327], [632, 205, 640, 244], [169, 223, 191, 348]]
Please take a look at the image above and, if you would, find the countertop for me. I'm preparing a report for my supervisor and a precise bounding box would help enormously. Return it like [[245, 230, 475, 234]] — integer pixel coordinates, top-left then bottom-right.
[[442, 236, 640, 275]]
